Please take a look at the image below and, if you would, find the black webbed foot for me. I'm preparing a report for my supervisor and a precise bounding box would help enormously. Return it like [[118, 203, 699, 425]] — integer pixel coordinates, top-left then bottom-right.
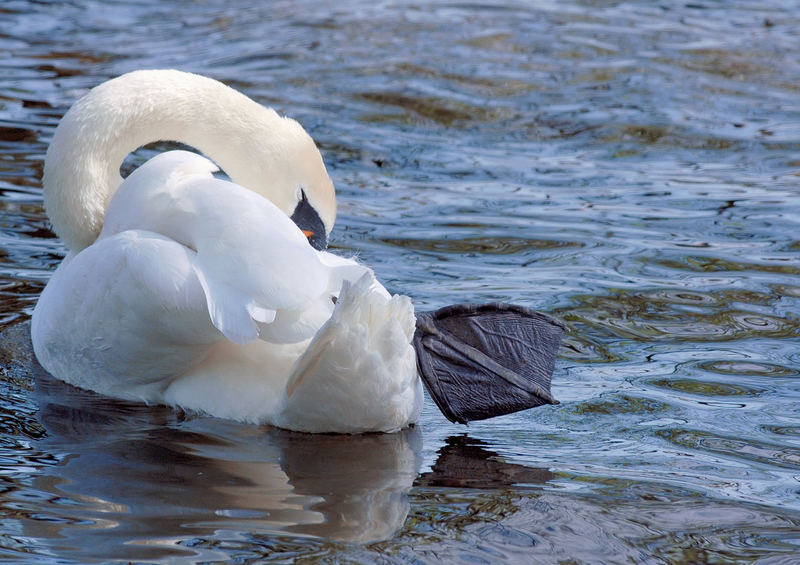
[[413, 303, 565, 424]]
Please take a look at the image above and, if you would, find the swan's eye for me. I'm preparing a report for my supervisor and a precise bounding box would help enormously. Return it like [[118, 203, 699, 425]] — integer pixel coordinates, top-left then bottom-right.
[[297, 187, 307, 203]]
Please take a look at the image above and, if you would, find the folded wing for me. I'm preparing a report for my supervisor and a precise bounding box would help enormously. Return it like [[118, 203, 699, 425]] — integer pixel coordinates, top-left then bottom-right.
[[101, 150, 330, 345]]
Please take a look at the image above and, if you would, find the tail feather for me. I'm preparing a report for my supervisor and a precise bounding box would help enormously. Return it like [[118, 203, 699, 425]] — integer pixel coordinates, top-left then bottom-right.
[[275, 272, 420, 434]]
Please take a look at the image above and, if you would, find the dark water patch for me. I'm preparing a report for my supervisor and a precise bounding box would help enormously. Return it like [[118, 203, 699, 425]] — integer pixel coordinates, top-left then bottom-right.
[[357, 92, 507, 127], [0, 126, 37, 143], [207, 51, 297, 71], [558, 333, 620, 363], [761, 425, 800, 440], [648, 377, 768, 398], [393, 62, 536, 97], [774, 284, 800, 298], [34, 50, 115, 66], [698, 360, 799, 378], [656, 255, 800, 275], [379, 235, 581, 255], [175, 534, 334, 563], [555, 288, 800, 343], [570, 394, 669, 417], [642, 288, 719, 306], [657, 428, 800, 471], [675, 48, 781, 81], [33, 64, 83, 79], [0, 404, 45, 439]]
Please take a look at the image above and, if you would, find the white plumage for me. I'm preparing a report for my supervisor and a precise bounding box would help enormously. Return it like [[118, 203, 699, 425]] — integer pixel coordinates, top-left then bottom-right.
[[31, 70, 422, 433]]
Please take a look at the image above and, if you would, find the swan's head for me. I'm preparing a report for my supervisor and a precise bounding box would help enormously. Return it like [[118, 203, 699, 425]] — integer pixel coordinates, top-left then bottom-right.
[[273, 118, 335, 251], [241, 114, 336, 251], [42, 69, 337, 252]]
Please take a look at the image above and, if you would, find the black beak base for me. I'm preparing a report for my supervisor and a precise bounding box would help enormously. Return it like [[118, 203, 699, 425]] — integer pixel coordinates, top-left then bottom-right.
[[290, 191, 328, 251], [413, 303, 565, 425]]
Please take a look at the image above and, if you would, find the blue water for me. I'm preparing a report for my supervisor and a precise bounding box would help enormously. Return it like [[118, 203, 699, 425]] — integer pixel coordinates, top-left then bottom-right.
[[1, 1, 800, 562]]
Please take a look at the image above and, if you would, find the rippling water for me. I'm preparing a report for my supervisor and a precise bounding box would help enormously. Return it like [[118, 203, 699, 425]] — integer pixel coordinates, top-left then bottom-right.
[[2, 0, 800, 562]]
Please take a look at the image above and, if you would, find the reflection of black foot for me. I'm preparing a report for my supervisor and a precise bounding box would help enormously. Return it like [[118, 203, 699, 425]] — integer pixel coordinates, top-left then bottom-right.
[[414, 303, 565, 424], [415, 435, 553, 489]]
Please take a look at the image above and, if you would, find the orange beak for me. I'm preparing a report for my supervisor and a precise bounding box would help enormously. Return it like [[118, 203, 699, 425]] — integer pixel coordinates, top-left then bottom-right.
[[302, 229, 315, 239]]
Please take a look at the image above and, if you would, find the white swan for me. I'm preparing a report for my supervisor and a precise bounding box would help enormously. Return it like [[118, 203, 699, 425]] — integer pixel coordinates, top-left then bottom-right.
[[32, 69, 564, 434], [31, 69, 422, 433]]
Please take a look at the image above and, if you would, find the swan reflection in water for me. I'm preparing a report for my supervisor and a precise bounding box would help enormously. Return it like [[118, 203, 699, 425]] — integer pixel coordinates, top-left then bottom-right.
[[26, 372, 421, 560], [19, 353, 555, 561]]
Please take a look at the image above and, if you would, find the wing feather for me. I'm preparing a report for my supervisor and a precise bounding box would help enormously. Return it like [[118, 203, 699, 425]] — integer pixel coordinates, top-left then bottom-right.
[[101, 150, 329, 343]]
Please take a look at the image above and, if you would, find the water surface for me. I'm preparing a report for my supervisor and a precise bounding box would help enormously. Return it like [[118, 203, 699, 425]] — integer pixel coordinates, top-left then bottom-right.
[[1, 0, 800, 562]]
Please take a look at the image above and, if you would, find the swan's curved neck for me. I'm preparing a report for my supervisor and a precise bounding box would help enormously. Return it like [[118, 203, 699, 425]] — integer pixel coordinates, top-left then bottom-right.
[[43, 70, 290, 251]]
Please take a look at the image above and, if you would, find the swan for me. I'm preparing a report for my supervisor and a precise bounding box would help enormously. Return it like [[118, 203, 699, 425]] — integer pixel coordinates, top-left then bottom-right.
[[31, 69, 564, 434]]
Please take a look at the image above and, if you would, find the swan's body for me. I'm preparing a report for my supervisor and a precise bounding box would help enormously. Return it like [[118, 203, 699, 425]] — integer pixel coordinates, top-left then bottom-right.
[[32, 70, 422, 433]]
